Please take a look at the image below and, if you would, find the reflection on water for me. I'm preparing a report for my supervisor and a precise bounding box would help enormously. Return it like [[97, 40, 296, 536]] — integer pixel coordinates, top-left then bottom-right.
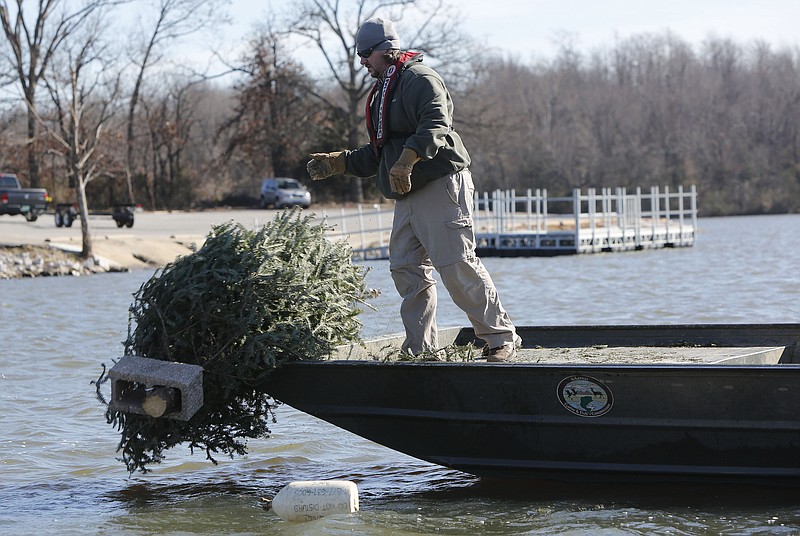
[[1, 215, 800, 535]]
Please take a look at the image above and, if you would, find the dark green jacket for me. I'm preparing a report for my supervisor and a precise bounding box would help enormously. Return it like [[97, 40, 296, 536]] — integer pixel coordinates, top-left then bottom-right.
[[344, 54, 471, 199]]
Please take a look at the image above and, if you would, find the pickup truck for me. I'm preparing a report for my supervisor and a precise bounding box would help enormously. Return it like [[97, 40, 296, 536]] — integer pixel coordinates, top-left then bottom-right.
[[0, 173, 49, 222]]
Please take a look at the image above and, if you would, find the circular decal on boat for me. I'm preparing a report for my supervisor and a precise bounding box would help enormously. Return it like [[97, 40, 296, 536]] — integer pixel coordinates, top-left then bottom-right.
[[557, 375, 613, 417]]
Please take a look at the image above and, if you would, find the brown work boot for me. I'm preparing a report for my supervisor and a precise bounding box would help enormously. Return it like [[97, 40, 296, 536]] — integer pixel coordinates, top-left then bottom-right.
[[485, 342, 517, 362], [482, 334, 522, 362]]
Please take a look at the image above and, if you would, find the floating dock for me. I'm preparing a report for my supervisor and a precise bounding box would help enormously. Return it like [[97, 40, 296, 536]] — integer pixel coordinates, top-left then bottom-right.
[[322, 204, 392, 261], [474, 185, 697, 256], [322, 185, 697, 260]]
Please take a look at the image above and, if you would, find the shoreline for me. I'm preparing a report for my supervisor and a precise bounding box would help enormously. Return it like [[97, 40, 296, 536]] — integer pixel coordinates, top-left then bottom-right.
[[0, 237, 198, 279], [0, 206, 387, 279]]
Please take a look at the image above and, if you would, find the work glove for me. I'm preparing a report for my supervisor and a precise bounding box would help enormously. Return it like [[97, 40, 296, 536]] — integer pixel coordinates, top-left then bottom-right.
[[389, 148, 420, 194], [307, 151, 345, 180]]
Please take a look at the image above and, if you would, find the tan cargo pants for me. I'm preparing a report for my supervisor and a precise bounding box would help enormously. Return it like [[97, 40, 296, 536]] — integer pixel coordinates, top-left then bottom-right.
[[389, 168, 517, 354]]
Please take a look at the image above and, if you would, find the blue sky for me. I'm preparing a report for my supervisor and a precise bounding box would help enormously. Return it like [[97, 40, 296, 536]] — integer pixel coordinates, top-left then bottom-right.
[[226, 0, 800, 59], [165, 0, 800, 78], [457, 0, 800, 55]]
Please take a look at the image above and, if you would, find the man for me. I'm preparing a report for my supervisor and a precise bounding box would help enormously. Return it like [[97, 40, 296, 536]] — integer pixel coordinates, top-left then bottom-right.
[[307, 17, 519, 361]]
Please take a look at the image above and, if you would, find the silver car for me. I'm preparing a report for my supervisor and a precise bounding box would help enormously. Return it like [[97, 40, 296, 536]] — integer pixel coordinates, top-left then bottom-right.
[[260, 177, 311, 209]]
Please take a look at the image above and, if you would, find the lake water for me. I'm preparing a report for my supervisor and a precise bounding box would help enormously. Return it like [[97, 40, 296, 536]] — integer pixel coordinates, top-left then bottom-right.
[[1, 214, 799, 535]]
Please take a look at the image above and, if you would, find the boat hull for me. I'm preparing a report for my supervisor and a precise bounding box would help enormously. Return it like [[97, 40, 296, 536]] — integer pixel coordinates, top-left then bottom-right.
[[260, 324, 800, 483]]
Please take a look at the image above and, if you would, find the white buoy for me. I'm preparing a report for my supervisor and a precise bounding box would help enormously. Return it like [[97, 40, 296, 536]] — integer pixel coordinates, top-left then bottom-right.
[[267, 480, 359, 522]]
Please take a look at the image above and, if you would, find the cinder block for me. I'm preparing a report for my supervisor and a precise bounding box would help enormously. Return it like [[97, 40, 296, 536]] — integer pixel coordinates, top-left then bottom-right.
[[108, 355, 204, 421]]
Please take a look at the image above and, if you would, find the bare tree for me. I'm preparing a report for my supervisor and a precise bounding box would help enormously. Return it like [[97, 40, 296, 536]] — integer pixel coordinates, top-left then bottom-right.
[[0, 0, 120, 187], [139, 75, 205, 210], [122, 0, 224, 205], [219, 31, 316, 188], [42, 17, 121, 259]]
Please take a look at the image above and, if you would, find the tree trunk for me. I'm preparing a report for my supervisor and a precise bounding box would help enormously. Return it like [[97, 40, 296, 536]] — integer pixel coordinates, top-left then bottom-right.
[[26, 106, 40, 188], [76, 179, 93, 259], [349, 176, 364, 203], [347, 124, 364, 203]]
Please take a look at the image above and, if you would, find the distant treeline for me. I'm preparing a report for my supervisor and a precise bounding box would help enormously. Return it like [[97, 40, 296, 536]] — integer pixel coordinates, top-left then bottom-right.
[[457, 33, 800, 216], [1, 28, 798, 216]]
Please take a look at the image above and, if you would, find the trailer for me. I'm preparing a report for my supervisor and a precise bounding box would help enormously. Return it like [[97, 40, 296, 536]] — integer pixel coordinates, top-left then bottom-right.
[[54, 203, 135, 228]]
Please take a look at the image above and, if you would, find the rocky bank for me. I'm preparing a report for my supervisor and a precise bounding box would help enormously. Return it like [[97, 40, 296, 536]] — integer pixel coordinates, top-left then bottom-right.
[[0, 238, 196, 279], [0, 245, 115, 278]]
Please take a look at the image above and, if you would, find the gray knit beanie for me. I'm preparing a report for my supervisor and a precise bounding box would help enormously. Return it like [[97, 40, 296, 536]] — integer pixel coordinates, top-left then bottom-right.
[[356, 17, 400, 53]]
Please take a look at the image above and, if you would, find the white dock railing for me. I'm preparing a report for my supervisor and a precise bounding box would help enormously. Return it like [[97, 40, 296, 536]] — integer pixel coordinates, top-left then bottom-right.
[[322, 204, 391, 261], [322, 185, 697, 260], [474, 185, 697, 255]]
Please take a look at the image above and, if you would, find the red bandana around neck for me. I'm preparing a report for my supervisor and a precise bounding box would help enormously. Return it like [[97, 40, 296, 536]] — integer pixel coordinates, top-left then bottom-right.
[[365, 51, 420, 156]]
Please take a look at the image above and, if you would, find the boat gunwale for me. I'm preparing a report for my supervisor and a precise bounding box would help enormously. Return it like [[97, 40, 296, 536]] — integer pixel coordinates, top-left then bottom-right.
[[277, 360, 800, 369]]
